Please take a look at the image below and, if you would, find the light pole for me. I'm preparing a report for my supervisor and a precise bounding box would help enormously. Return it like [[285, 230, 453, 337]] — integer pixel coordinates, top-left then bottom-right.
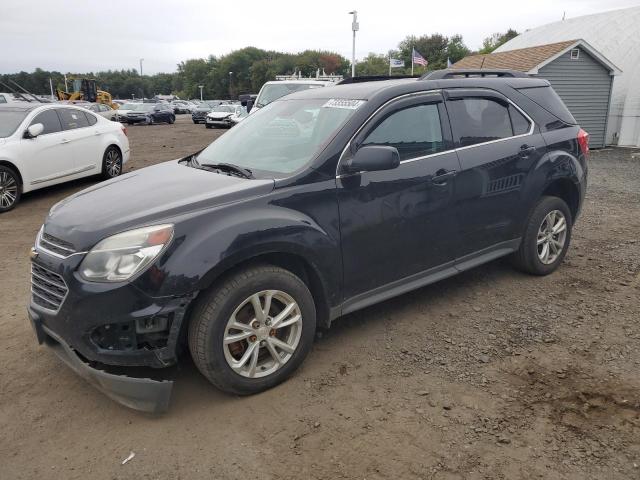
[[198, 85, 204, 101], [228, 72, 233, 99], [139, 58, 144, 76], [348, 10, 358, 78]]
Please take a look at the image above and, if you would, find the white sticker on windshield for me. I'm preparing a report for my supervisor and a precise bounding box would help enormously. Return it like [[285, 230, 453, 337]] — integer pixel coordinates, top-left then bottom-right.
[[322, 99, 365, 110]]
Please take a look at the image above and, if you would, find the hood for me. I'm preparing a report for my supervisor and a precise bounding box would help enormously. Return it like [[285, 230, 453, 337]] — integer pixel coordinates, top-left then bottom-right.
[[45, 160, 274, 250], [207, 112, 232, 119]]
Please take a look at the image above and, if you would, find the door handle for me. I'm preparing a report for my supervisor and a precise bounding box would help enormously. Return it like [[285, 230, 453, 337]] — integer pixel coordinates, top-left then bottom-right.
[[519, 144, 536, 157], [94, 131, 101, 136], [60, 139, 71, 144], [430, 169, 457, 185]]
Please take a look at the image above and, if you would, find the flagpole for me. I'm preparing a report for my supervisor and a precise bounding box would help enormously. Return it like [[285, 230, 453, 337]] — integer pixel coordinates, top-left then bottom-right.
[[411, 47, 414, 76]]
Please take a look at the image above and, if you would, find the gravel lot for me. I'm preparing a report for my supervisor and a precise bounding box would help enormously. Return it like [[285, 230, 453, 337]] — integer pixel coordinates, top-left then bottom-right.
[[1, 116, 639, 479]]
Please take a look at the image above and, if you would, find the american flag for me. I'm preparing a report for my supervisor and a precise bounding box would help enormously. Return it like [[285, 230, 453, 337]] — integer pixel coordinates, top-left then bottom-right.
[[412, 48, 428, 66]]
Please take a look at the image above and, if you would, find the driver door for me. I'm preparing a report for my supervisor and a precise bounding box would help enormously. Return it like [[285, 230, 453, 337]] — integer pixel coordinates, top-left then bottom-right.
[[336, 92, 462, 311]]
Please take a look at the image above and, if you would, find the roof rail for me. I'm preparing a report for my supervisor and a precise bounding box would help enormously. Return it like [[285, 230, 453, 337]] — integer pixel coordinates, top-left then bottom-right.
[[420, 69, 529, 80], [336, 75, 420, 85]]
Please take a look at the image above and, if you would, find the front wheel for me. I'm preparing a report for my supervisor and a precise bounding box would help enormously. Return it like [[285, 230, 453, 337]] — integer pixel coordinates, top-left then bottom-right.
[[101, 146, 122, 179], [188, 265, 316, 395], [168, 115, 175, 124], [0, 165, 21, 213], [511, 196, 572, 275]]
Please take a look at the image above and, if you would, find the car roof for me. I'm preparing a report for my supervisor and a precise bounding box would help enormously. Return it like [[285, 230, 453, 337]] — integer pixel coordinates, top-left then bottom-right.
[[283, 77, 550, 103], [0, 103, 40, 113]]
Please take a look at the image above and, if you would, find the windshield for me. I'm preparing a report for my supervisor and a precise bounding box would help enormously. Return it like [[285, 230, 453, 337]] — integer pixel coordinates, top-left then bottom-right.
[[255, 83, 327, 108], [212, 105, 235, 113], [196, 98, 361, 175], [0, 111, 28, 138], [120, 103, 138, 110]]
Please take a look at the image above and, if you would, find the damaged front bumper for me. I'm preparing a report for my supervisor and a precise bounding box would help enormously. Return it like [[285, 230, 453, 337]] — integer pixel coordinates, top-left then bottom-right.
[[30, 312, 173, 413]]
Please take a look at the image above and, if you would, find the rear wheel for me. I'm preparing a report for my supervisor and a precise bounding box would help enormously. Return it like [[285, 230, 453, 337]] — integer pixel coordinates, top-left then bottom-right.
[[0, 165, 21, 213], [511, 196, 572, 275], [188, 265, 316, 395], [168, 115, 175, 124], [101, 146, 122, 179]]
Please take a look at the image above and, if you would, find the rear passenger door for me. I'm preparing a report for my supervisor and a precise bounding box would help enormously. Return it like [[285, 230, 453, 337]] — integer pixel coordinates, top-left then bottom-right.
[[444, 89, 546, 261], [57, 108, 102, 174]]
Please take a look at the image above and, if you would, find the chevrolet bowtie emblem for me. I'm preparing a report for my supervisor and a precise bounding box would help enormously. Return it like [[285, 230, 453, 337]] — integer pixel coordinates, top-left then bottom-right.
[[29, 247, 39, 260]]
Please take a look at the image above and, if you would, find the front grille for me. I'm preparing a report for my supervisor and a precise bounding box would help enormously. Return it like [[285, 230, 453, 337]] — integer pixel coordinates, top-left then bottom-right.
[[31, 264, 68, 311], [39, 232, 76, 257]]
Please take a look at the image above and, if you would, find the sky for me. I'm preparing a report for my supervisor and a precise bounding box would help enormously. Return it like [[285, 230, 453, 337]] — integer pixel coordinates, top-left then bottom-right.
[[1, 0, 638, 74]]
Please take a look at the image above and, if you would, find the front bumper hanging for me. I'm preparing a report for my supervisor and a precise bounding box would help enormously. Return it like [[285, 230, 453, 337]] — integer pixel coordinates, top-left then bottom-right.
[[30, 312, 173, 413]]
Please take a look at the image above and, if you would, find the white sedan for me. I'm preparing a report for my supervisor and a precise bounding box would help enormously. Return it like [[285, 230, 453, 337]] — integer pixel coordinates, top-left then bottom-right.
[[0, 103, 130, 212]]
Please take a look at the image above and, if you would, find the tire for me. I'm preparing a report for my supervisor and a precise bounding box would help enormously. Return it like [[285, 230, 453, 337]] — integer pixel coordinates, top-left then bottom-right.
[[0, 165, 21, 213], [101, 146, 123, 179], [188, 264, 316, 395], [169, 115, 175, 124], [205, 124, 212, 129], [511, 196, 572, 275]]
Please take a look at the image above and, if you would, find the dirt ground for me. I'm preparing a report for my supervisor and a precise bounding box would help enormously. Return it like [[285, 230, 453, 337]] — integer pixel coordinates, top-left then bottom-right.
[[1, 116, 639, 479]]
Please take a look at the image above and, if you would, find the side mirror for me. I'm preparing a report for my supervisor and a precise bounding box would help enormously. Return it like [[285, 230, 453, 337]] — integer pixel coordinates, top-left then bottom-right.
[[24, 123, 44, 139], [343, 145, 400, 174]]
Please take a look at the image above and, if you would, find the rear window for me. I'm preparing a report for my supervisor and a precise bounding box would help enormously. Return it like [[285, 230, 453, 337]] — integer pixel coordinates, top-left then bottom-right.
[[517, 86, 576, 125]]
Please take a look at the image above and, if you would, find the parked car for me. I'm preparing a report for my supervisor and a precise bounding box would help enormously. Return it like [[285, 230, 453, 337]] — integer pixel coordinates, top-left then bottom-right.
[[171, 100, 196, 114], [0, 103, 129, 212], [126, 103, 175, 125], [205, 104, 247, 128], [251, 80, 333, 113], [81, 103, 117, 119], [28, 71, 588, 412], [191, 100, 220, 124], [111, 102, 140, 122]]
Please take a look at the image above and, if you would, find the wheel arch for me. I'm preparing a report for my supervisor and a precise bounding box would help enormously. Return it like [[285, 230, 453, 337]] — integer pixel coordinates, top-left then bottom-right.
[[541, 177, 580, 222], [195, 249, 332, 330], [0, 160, 23, 187]]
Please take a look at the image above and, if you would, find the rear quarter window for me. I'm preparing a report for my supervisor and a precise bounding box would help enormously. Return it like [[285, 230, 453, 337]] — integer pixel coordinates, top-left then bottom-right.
[[517, 86, 576, 125], [447, 98, 513, 147]]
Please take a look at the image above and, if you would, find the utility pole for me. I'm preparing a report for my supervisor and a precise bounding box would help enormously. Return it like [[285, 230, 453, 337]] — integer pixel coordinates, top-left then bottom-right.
[[139, 58, 144, 76], [228, 72, 233, 99], [198, 85, 204, 101], [49, 78, 54, 100], [348, 10, 358, 78]]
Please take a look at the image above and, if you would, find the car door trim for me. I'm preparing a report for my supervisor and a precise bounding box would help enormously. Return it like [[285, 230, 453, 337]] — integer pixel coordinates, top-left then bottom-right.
[[31, 164, 96, 185]]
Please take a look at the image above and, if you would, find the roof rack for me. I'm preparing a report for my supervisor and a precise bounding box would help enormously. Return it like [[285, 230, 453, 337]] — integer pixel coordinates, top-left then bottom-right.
[[420, 69, 529, 80], [336, 75, 420, 85]]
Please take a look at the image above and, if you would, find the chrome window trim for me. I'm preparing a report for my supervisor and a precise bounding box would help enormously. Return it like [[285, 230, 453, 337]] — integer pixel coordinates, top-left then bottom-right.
[[335, 89, 536, 178]]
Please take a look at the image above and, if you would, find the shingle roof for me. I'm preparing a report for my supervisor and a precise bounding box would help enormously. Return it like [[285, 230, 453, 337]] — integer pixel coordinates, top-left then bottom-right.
[[453, 40, 578, 72]]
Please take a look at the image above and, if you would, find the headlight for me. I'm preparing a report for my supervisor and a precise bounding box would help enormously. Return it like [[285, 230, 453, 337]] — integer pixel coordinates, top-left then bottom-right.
[[79, 224, 174, 282]]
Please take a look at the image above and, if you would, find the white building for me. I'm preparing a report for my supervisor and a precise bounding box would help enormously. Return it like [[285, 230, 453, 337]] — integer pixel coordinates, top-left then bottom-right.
[[496, 6, 640, 147]]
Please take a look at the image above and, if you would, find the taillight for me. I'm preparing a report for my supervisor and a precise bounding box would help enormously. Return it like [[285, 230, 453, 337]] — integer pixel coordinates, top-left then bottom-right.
[[121, 125, 128, 137], [577, 128, 589, 157]]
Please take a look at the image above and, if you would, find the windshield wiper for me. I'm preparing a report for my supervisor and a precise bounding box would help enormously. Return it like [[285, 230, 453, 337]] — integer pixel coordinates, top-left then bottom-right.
[[200, 162, 254, 179]]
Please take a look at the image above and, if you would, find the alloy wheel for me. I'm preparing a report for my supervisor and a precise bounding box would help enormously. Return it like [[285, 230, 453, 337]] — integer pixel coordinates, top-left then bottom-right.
[[223, 290, 302, 378], [0, 171, 18, 209], [537, 209, 567, 264], [105, 149, 122, 177]]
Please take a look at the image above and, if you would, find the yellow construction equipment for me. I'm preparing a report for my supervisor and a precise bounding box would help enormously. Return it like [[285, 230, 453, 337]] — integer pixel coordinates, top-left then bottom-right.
[[56, 78, 117, 108]]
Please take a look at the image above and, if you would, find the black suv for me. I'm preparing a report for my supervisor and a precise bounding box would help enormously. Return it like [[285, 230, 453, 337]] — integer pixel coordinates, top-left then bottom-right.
[[28, 70, 588, 412]]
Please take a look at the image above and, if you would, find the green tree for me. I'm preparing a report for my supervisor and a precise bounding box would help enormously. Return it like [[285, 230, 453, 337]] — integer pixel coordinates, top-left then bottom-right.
[[357, 53, 391, 76], [478, 29, 519, 54]]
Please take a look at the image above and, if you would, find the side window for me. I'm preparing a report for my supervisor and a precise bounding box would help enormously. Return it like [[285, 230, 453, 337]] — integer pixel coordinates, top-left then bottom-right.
[[30, 109, 63, 135], [448, 98, 513, 147], [85, 112, 98, 126], [58, 108, 90, 130], [0, 95, 7, 104], [509, 105, 531, 135], [362, 103, 445, 161]]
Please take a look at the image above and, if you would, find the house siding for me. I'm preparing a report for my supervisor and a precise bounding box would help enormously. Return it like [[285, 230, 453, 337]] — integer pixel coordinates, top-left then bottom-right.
[[536, 48, 613, 148]]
